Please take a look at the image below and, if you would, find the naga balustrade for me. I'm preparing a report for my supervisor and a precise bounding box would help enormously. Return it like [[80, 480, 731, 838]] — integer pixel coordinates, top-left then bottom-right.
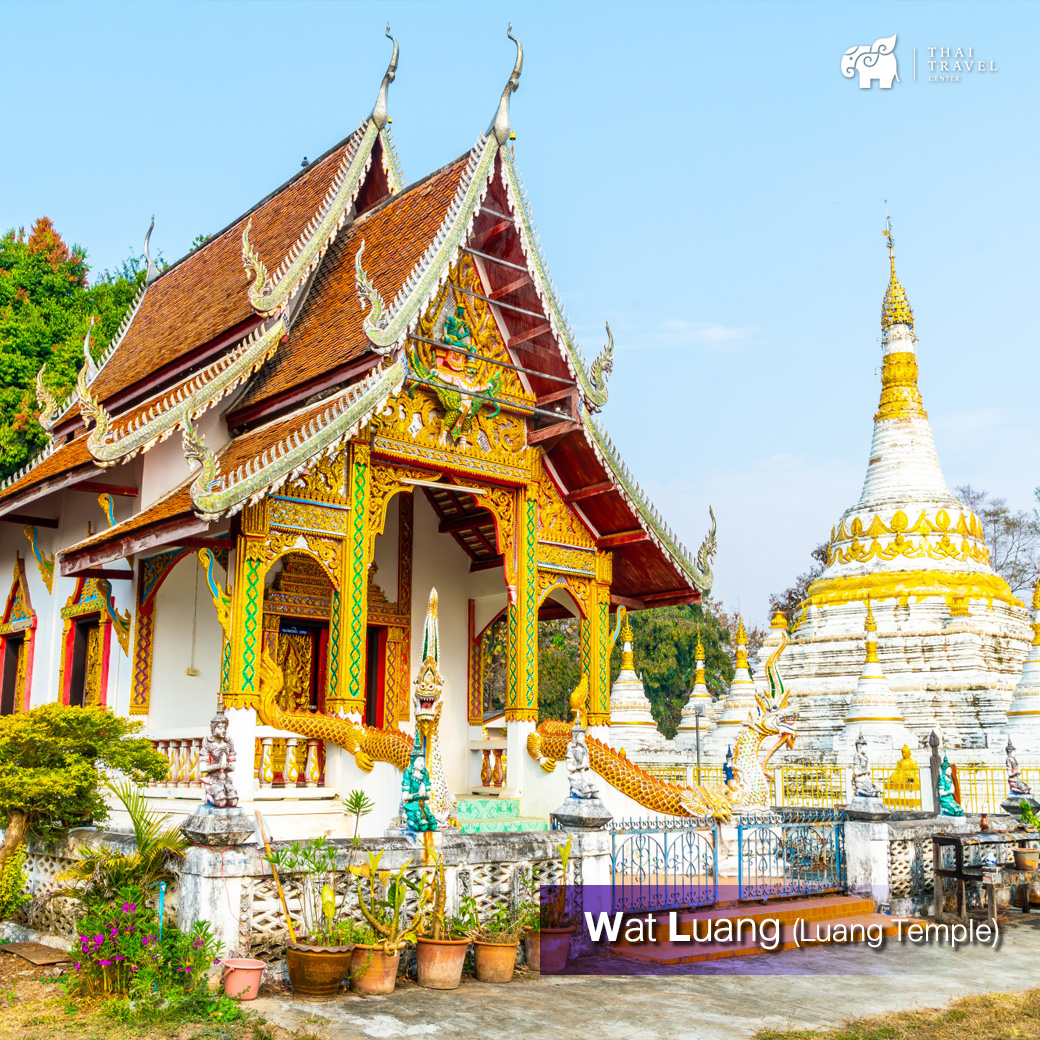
[[737, 807, 846, 901], [609, 815, 719, 913]]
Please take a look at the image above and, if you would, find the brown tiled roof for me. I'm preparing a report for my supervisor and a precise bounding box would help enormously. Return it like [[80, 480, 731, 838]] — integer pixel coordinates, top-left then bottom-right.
[[0, 435, 96, 508], [61, 392, 359, 561], [234, 154, 471, 414], [86, 129, 366, 408]]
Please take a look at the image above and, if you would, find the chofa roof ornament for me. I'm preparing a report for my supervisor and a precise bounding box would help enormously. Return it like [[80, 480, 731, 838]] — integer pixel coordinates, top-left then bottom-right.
[[144, 215, 160, 284], [489, 24, 523, 146], [370, 24, 399, 131]]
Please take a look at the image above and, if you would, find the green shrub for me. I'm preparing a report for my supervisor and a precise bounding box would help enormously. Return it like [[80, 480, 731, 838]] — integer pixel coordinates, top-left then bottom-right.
[[0, 842, 27, 919]]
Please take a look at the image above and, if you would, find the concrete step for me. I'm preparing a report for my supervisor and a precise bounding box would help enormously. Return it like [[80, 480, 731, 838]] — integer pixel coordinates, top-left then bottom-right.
[[612, 912, 909, 965]]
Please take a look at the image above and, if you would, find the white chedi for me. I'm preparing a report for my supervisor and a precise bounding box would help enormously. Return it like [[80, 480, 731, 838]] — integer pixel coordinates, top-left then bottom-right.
[[777, 228, 1029, 756], [605, 616, 669, 754], [704, 616, 756, 758], [1006, 581, 1040, 752], [675, 627, 715, 750], [833, 599, 911, 756]]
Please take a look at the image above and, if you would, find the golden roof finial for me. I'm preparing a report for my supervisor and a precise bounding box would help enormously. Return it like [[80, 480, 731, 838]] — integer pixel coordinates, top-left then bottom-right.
[[620, 614, 635, 670], [864, 596, 877, 633], [770, 609, 787, 629], [695, 625, 705, 660], [881, 212, 914, 332], [864, 597, 880, 664], [734, 615, 749, 671], [1032, 577, 1040, 612]]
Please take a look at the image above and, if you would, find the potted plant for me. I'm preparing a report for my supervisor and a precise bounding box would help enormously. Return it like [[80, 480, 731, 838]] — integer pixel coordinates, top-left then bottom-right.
[[414, 855, 470, 990], [349, 851, 420, 996], [261, 790, 373, 1000], [525, 836, 576, 973], [461, 896, 531, 984]]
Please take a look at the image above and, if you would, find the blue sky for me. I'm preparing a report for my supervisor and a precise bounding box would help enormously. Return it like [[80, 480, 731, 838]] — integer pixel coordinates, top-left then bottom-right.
[[2, 1, 1036, 622]]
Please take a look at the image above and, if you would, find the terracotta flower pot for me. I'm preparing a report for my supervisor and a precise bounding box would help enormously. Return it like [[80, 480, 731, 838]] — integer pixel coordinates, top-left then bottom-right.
[[473, 940, 517, 984], [285, 941, 354, 1001], [350, 943, 401, 996], [1014, 847, 1039, 871], [415, 937, 470, 990], [526, 926, 574, 974]]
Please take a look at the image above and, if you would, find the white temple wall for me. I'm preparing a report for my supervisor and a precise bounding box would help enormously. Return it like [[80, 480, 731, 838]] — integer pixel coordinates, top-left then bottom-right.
[[139, 409, 227, 510], [148, 555, 223, 729], [410, 492, 472, 798], [371, 494, 399, 599]]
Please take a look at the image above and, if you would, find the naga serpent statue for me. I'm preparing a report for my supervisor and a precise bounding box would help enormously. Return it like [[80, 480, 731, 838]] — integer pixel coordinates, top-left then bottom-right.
[[252, 578, 457, 825], [527, 634, 797, 821]]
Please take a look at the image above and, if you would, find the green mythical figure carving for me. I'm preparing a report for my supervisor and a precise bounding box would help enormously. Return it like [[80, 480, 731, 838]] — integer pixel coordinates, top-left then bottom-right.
[[443, 305, 471, 350], [938, 755, 965, 816], [401, 734, 438, 832]]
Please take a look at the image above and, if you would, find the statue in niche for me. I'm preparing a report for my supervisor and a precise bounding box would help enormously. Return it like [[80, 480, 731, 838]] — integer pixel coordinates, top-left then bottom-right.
[[200, 708, 238, 808]]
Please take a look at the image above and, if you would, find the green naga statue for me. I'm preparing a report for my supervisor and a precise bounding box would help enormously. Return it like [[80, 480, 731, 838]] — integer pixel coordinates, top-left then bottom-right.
[[401, 734, 438, 832], [938, 755, 965, 816]]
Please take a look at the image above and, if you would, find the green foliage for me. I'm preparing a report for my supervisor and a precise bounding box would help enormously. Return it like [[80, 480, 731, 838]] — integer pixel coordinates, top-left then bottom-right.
[[57, 782, 188, 910], [69, 886, 225, 1017], [1021, 803, 1039, 829], [537, 617, 581, 724], [458, 894, 532, 945], [0, 703, 168, 847], [350, 850, 420, 950], [0, 219, 147, 479], [0, 843, 28, 919]]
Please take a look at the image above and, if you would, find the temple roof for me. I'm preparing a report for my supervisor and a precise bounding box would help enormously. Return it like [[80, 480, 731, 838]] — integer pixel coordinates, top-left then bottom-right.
[[11, 37, 716, 605]]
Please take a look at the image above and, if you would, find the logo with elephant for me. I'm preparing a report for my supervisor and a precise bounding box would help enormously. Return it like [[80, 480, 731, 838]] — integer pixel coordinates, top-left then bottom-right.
[[842, 33, 899, 89]]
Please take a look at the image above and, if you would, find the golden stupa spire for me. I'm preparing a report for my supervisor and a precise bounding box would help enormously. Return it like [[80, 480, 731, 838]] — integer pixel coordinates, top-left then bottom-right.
[[694, 626, 706, 686], [734, 615, 749, 671], [864, 597, 880, 664], [695, 625, 705, 660], [621, 615, 635, 670], [881, 214, 914, 332]]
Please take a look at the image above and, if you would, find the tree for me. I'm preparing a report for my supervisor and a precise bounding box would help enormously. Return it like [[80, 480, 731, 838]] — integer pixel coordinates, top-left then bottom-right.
[[0, 704, 168, 875], [956, 485, 1040, 594], [767, 543, 830, 627], [0, 219, 144, 479], [538, 617, 581, 723]]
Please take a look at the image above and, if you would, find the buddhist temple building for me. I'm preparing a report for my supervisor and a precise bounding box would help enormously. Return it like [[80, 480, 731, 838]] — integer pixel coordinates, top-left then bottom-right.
[[0, 32, 717, 835], [778, 224, 1030, 756]]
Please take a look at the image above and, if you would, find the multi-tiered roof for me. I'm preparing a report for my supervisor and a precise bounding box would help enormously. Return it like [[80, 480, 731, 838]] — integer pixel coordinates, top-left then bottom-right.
[[1, 30, 716, 608]]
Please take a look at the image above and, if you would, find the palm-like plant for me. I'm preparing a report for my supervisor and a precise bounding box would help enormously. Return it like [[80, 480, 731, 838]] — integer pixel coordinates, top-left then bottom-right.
[[57, 781, 188, 909]]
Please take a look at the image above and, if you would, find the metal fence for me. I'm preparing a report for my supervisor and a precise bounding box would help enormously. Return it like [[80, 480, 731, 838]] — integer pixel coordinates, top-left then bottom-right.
[[609, 816, 719, 913], [778, 764, 846, 808], [639, 762, 729, 789], [736, 808, 847, 901], [871, 760, 923, 810]]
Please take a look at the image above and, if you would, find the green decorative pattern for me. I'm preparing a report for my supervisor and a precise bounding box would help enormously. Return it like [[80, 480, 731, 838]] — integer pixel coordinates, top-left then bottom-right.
[[241, 558, 262, 694], [582, 415, 715, 594], [327, 589, 341, 699], [454, 797, 548, 834], [345, 451, 370, 703], [220, 636, 231, 692], [506, 603, 519, 714], [596, 600, 610, 716], [522, 494, 538, 713]]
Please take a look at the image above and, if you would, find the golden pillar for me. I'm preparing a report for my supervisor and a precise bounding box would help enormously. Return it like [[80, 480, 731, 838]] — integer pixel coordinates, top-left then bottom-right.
[[332, 441, 372, 715], [226, 499, 269, 708], [505, 483, 538, 721], [584, 551, 613, 726]]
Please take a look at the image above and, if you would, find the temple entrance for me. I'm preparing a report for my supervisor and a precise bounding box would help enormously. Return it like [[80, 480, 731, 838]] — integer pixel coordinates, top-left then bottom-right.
[[0, 634, 25, 715], [274, 619, 327, 713], [537, 587, 583, 723], [364, 626, 387, 727], [67, 617, 102, 708]]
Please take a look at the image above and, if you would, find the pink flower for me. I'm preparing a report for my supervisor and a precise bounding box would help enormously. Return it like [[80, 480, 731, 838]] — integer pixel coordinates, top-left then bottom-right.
[[121, 902, 136, 914]]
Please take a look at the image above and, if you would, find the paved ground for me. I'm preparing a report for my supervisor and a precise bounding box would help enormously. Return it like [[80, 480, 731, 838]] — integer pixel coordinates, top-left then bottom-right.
[[252, 919, 1040, 1039]]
